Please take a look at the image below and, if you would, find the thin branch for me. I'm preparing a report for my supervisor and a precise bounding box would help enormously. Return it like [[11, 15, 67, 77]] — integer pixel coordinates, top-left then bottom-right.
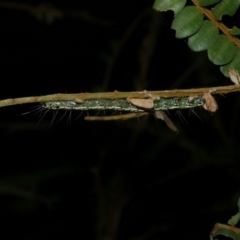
[[0, 85, 239, 108], [85, 112, 148, 121]]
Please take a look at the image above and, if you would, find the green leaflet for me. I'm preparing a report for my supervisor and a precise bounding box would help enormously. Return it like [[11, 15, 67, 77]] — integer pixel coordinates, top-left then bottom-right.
[[171, 6, 203, 38], [198, 0, 220, 6], [153, 0, 186, 15], [208, 35, 236, 65], [212, 0, 240, 20], [212, 226, 240, 240], [188, 20, 218, 51], [230, 26, 240, 36], [221, 49, 240, 77]]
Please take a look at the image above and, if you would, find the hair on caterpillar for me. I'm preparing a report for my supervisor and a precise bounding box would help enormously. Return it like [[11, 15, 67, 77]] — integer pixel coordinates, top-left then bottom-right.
[[25, 95, 206, 124]]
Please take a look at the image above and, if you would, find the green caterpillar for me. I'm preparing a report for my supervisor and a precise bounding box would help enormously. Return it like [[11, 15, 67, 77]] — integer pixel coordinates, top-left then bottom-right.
[[43, 96, 204, 112]]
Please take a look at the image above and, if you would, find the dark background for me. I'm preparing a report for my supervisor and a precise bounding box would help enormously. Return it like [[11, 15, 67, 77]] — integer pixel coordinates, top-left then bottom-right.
[[0, 1, 239, 239]]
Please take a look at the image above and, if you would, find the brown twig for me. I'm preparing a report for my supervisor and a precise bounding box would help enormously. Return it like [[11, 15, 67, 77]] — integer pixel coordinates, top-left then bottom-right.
[[85, 112, 148, 121], [0, 85, 239, 108]]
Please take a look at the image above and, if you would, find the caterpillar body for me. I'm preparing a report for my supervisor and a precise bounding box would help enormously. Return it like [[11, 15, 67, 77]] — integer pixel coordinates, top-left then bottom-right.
[[43, 96, 204, 112]]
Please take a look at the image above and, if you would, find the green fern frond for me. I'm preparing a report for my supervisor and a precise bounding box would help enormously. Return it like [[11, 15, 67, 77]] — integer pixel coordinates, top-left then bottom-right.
[[153, 0, 240, 78]]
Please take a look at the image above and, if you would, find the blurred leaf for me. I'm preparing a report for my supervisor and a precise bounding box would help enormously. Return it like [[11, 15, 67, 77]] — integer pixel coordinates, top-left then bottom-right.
[[237, 197, 240, 211], [230, 26, 240, 35], [211, 223, 240, 240], [228, 213, 240, 226]]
